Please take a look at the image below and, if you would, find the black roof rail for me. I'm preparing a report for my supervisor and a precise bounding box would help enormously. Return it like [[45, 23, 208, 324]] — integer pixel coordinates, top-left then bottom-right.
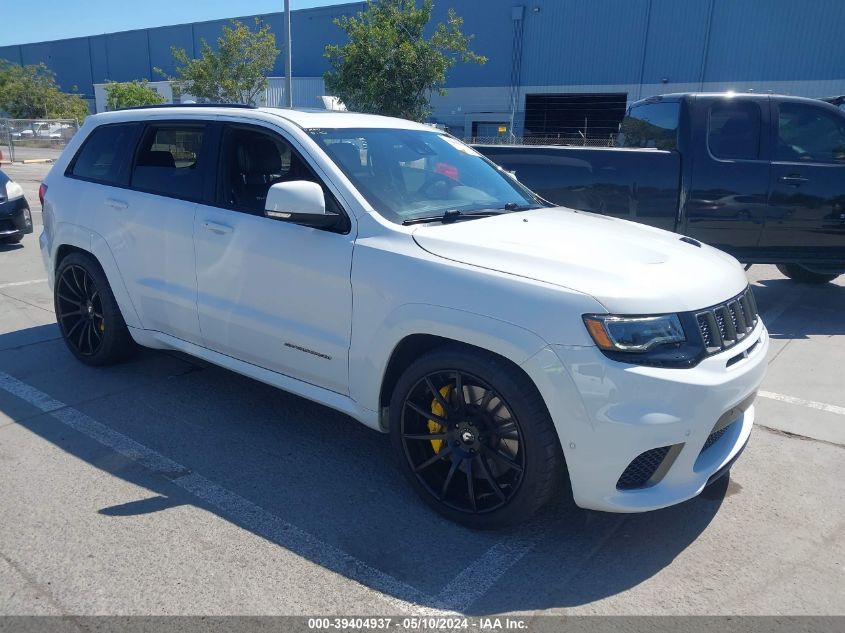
[[117, 103, 258, 111]]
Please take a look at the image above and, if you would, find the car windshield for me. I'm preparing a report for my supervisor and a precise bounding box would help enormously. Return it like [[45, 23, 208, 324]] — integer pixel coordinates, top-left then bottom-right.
[[308, 128, 544, 224]]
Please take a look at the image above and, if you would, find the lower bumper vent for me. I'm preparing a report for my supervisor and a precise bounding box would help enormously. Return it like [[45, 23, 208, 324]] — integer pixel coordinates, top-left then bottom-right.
[[700, 422, 736, 455], [617, 446, 672, 490]]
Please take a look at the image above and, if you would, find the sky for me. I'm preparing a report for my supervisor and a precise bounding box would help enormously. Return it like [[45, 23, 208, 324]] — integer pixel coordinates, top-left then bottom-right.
[[0, 0, 358, 46]]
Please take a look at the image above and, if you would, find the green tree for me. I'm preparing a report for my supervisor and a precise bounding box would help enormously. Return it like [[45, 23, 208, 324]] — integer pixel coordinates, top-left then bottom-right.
[[324, 0, 486, 121], [104, 80, 166, 110], [162, 19, 278, 105], [0, 60, 89, 121]]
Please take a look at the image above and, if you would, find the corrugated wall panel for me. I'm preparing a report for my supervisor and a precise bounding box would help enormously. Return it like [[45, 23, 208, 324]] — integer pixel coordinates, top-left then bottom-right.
[[704, 0, 845, 82], [427, 0, 520, 88], [520, 0, 650, 86], [18, 37, 93, 95], [148, 25, 195, 79], [640, 0, 711, 85], [0, 45, 23, 65], [88, 36, 109, 89], [103, 30, 151, 82]]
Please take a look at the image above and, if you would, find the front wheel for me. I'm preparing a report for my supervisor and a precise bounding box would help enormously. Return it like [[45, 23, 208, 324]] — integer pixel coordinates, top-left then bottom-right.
[[54, 252, 136, 365], [389, 346, 566, 529], [776, 263, 843, 284]]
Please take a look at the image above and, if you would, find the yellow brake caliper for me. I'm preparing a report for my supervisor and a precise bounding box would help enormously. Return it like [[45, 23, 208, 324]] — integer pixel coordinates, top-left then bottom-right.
[[428, 385, 452, 454]]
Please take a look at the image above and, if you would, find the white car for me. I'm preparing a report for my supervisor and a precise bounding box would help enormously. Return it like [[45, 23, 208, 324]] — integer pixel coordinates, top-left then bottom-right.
[[39, 105, 768, 528]]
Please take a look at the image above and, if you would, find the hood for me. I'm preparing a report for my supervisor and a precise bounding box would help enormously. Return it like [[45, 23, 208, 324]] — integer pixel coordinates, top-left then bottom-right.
[[412, 207, 748, 314]]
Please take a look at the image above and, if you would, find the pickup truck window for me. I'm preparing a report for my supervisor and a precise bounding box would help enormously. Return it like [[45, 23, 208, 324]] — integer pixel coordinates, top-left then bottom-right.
[[708, 101, 762, 160], [618, 102, 679, 150], [309, 128, 541, 224], [776, 103, 845, 163]]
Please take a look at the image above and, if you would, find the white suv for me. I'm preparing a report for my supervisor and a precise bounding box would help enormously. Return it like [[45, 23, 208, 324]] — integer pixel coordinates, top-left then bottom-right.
[[40, 105, 768, 528]]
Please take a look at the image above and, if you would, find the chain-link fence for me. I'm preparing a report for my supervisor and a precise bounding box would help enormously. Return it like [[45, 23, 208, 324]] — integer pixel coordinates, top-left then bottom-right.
[[467, 134, 617, 147], [0, 118, 80, 163]]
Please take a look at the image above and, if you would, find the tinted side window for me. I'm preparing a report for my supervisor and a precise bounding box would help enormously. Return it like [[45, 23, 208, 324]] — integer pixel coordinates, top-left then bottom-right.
[[70, 123, 137, 185], [218, 125, 348, 221], [131, 124, 206, 200], [708, 101, 761, 160], [618, 102, 679, 150], [776, 103, 845, 163]]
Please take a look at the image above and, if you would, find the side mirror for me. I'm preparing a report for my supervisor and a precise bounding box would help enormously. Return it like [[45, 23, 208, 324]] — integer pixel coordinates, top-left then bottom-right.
[[264, 180, 339, 229]]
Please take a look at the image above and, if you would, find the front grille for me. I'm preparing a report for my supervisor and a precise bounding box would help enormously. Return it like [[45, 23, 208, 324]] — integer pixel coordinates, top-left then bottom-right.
[[617, 446, 671, 490], [696, 287, 759, 355], [700, 421, 736, 455]]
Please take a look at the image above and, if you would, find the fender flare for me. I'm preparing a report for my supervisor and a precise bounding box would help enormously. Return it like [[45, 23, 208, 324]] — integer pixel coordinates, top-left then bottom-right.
[[350, 302, 549, 413], [52, 223, 142, 329]]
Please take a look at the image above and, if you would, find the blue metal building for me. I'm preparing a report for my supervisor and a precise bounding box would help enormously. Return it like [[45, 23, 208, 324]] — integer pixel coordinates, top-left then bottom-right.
[[1, 0, 843, 138]]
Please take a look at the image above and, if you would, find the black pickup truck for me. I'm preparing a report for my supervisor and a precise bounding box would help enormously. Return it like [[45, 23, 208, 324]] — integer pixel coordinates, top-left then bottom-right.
[[477, 93, 845, 283]]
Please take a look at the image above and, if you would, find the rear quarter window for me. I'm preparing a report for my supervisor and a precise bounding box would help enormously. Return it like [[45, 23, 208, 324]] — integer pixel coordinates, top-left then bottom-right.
[[708, 101, 762, 160], [68, 123, 138, 185], [618, 102, 679, 150]]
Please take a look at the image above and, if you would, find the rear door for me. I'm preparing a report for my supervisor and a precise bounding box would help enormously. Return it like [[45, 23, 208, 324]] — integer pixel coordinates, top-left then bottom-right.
[[763, 100, 845, 260], [683, 96, 770, 257], [96, 120, 213, 343]]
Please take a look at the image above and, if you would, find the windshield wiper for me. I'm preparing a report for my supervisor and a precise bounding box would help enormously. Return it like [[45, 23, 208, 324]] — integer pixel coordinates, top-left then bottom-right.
[[401, 209, 504, 225], [502, 202, 541, 211]]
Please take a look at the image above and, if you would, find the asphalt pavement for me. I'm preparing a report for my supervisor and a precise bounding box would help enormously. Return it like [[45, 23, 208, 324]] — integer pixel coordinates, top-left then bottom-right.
[[0, 163, 842, 618]]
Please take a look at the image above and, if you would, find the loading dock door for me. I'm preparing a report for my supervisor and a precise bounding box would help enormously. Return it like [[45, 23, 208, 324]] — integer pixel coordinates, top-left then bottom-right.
[[524, 93, 628, 140]]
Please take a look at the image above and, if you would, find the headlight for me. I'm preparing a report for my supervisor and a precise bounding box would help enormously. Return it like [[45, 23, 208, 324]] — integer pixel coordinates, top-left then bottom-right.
[[5, 180, 24, 201], [583, 314, 686, 352]]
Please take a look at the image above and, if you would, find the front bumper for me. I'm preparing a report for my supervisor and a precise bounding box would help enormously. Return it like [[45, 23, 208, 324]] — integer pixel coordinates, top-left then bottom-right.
[[0, 195, 34, 239], [523, 320, 768, 513]]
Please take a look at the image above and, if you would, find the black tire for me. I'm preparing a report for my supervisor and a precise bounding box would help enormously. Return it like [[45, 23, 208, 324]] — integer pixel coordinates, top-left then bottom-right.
[[776, 263, 842, 284], [389, 345, 566, 529], [1, 234, 23, 244], [54, 252, 136, 366]]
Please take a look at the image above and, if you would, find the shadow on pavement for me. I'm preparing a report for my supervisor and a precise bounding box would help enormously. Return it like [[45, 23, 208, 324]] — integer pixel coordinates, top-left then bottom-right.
[[751, 277, 845, 339], [0, 324, 725, 614]]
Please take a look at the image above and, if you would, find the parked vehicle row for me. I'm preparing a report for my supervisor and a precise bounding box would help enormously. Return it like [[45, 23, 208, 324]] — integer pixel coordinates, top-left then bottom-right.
[[39, 104, 767, 528], [477, 93, 845, 284], [0, 168, 34, 244]]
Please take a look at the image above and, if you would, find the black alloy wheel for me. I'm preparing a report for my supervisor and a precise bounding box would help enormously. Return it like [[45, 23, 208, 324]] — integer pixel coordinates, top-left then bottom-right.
[[390, 347, 565, 529], [400, 369, 525, 514], [56, 264, 105, 357], [54, 252, 136, 366]]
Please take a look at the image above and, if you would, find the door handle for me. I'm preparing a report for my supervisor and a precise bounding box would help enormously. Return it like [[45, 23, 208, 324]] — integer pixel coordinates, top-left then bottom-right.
[[778, 175, 808, 186], [202, 221, 233, 235], [105, 198, 128, 210]]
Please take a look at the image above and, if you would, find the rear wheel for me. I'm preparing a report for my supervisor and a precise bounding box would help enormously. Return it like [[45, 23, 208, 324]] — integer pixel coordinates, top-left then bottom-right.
[[54, 252, 136, 365], [776, 263, 843, 284], [389, 346, 565, 529]]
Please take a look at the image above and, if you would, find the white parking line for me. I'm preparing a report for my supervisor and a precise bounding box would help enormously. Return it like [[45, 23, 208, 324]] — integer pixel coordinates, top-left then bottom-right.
[[0, 370, 448, 614], [0, 279, 47, 289], [758, 390, 845, 417], [433, 525, 548, 612]]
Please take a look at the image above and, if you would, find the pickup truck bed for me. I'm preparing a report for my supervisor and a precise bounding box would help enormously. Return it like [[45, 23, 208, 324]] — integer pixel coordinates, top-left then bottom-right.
[[476, 92, 845, 282]]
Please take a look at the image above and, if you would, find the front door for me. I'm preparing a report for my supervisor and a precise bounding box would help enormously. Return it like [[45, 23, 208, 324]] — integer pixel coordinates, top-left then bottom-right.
[[763, 100, 845, 261], [193, 122, 354, 394], [684, 97, 770, 258]]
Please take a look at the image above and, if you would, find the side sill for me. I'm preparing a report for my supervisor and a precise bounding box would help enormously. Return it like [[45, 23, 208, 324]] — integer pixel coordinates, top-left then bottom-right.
[[129, 327, 381, 432]]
